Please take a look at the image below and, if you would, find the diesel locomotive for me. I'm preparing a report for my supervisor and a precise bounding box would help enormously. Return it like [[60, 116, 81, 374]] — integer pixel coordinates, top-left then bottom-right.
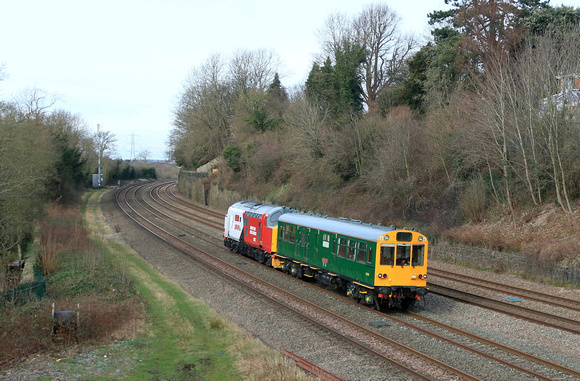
[[224, 200, 428, 309]]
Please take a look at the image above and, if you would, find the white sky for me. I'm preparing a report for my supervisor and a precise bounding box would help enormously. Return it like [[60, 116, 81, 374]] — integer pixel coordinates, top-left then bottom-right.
[[0, 0, 573, 160]]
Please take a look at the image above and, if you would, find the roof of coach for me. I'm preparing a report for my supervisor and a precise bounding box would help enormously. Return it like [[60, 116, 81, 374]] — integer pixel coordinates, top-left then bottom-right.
[[230, 201, 297, 227], [279, 213, 397, 241], [229, 201, 271, 212], [230, 201, 292, 216]]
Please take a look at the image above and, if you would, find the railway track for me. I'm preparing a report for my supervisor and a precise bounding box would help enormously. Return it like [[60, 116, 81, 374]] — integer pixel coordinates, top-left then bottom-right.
[[116, 181, 580, 380], [116, 182, 473, 380], [160, 181, 580, 334], [429, 267, 580, 312]]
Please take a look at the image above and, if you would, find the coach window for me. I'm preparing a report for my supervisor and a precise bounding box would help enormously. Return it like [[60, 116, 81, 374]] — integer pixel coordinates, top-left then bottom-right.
[[337, 238, 346, 258], [380, 244, 394, 266], [367, 247, 373, 264], [289, 226, 296, 243], [322, 234, 330, 249], [412, 245, 425, 266], [346, 240, 356, 261], [396, 244, 411, 266], [356, 242, 367, 264]]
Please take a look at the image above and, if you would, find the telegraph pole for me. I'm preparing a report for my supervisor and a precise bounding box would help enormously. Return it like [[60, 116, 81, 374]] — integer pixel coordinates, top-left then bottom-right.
[[98, 124, 102, 186], [93, 124, 103, 187]]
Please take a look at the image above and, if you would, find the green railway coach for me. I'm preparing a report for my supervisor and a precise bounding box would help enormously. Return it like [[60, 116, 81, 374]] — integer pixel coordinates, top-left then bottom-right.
[[275, 212, 428, 309]]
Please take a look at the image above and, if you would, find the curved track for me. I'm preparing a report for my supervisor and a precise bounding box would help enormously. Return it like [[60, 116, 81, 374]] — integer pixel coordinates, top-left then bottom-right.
[[115, 181, 580, 380], [116, 182, 468, 380]]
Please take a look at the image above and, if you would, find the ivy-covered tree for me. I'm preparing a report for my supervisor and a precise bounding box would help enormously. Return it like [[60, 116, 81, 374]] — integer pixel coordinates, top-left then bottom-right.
[[44, 110, 92, 203], [521, 5, 580, 36], [334, 40, 366, 117], [305, 43, 365, 123], [305, 58, 339, 115]]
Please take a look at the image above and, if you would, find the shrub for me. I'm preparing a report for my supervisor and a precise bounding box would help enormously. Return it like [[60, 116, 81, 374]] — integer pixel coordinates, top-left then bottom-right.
[[458, 177, 488, 223], [223, 144, 243, 172]]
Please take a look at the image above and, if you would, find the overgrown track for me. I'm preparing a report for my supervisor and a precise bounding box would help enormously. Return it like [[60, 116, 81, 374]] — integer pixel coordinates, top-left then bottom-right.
[[116, 181, 580, 380]]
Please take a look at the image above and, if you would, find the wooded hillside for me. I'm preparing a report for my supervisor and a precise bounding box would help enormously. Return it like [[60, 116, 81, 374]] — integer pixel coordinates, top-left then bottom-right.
[[169, 1, 580, 256]]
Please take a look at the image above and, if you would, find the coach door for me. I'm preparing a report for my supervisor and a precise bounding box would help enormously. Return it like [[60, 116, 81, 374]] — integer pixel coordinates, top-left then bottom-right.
[[297, 228, 309, 262]]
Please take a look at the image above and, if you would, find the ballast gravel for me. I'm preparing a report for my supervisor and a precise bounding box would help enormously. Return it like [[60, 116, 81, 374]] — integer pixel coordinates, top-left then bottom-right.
[[108, 190, 580, 380], [3, 188, 579, 380]]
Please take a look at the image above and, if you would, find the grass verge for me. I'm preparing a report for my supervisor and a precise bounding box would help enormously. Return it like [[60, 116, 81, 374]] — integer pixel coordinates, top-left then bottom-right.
[[1, 189, 313, 380], [81, 189, 312, 380]]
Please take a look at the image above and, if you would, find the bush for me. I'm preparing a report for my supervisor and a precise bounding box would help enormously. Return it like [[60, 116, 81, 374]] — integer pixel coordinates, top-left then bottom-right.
[[223, 144, 243, 172], [458, 177, 488, 223], [0, 203, 143, 369]]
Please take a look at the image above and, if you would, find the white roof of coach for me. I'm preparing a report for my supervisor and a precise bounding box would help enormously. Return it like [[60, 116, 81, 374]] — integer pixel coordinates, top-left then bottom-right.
[[229, 201, 296, 228], [278, 213, 396, 242]]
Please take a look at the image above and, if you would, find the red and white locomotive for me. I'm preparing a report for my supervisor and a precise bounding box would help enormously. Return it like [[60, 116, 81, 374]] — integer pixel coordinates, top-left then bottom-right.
[[223, 201, 295, 265]]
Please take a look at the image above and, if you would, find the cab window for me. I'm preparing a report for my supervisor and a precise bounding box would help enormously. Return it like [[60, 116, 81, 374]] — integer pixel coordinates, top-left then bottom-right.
[[380, 244, 394, 266], [396, 244, 411, 266], [412, 245, 425, 266]]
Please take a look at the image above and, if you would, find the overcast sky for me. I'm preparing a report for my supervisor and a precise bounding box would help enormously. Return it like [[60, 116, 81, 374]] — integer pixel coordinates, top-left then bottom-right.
[[0, 0, 572, 160]]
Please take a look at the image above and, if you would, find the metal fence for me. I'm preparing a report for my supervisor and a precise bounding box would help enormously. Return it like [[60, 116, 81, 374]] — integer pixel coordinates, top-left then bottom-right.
[[1, 270, 46, 307]]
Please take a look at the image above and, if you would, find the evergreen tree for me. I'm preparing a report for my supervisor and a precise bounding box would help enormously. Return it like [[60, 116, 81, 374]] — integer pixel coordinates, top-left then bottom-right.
[[333, 41, 365, 116]]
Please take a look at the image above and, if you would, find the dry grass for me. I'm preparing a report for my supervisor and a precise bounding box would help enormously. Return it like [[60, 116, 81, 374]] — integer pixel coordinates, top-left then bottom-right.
[[441, 202, 580, 265], [0, 202, 143, 369], [39, 204, 89, 276]]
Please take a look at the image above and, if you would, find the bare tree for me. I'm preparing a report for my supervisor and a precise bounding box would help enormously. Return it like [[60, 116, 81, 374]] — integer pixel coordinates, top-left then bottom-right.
[[317, 4, 416, 114], [171, 50, 284, 168], [229, 49, 282, 95], [13, 88, 59, 121], [0, 101, 56, 255], [95, 129, 116, 158], [171, 54, 234, 167], [455, 24, 580, 214], [0, 62, 7, 82], [282, 93, 340, 188], [354, 4, 416, 114], [137, 150, 151, 163]]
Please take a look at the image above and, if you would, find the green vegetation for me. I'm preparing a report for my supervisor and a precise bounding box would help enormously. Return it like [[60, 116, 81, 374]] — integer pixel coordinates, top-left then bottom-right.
[[0, 198, 141, 371], [1, 190, 312, 380], [169, 2, 580, 265]]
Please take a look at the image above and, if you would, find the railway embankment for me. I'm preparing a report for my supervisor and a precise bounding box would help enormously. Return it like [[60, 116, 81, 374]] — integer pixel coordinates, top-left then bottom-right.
[[178, 167, 580, 287]]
